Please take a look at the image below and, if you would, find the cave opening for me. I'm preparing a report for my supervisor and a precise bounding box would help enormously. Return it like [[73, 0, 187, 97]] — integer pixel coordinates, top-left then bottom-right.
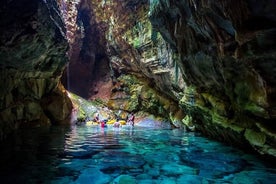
[[0, 0, 276, 183]]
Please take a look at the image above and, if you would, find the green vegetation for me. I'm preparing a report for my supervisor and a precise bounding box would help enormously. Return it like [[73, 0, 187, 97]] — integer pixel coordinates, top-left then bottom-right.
[[133, 37, 141, 48]]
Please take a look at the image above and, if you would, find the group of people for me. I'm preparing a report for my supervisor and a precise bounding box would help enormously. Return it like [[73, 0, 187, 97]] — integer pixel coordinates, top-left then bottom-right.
[[92, 112, 135, 128]]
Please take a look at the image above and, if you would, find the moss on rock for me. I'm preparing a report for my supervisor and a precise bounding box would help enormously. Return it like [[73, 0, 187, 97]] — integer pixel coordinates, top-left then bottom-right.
[[245, 129, 266, 147]]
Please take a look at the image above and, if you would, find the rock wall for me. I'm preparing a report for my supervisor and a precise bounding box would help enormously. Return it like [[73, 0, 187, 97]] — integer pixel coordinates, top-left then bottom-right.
[[149, 0, 276, 157], [0, 0, 72, 140], [60, 0, 112, 99], [83, 0, 276, 157], [83, 0, 185, 122]]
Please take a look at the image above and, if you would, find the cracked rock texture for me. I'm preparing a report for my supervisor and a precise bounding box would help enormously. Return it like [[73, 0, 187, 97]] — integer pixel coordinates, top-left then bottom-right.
[[147, 0, 276, 157], [68, 0, 275, 157], [0, 0, 72, 139], [3, 0, 275, 158]]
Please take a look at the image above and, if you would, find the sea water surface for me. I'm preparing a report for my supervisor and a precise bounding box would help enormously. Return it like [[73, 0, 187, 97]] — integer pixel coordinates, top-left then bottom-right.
[[0, 122, 275, 184]]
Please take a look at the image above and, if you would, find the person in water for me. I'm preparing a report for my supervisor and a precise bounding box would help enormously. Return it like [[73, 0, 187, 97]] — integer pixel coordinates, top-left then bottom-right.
[[93, 112, 99, 122], [127, 112, 135, 127], [100, 119, 107, 128], [113, 119, 121, 128]]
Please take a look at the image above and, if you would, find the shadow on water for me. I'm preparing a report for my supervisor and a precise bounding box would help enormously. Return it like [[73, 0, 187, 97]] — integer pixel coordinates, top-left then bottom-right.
[[0, 125, 71, 183]]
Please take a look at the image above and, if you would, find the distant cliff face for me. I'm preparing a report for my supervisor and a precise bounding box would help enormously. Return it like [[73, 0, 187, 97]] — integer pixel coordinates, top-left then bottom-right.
[[0, 0, 72, 139], [75, 0, 275, 157]]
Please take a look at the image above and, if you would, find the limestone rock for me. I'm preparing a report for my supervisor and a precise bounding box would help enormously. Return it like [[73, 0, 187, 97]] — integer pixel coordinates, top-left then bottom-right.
[[61, 0, 276, 157], [147, 0, 276, 157], [245, 129, 266, 147], [0, 0, 72, 139]]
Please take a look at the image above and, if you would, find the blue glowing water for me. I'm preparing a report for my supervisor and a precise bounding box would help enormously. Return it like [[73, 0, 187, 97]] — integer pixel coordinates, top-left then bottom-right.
[[0, 124, 275, 184]]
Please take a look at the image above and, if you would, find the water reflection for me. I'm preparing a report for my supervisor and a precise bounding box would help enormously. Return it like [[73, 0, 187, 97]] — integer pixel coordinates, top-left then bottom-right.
[[0, 124, 275, 183], [0, 125, 71, 183]]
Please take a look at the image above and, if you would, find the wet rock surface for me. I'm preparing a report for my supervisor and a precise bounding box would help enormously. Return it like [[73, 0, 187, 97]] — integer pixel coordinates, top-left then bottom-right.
[[0, 0, 72, 139], [76, 0, 276, 157], [149, 0, 276, 157], [1, 0, 275, 159]]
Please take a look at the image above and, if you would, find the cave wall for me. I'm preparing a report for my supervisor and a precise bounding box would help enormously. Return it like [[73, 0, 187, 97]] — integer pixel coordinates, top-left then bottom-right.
[[83, 0, 186, 122], [147, 0, 276, 157], [0, 0, 72, 140], [82, 0, 276, 157], [149, 0, 276, 117], [60, 0, 112, 99]]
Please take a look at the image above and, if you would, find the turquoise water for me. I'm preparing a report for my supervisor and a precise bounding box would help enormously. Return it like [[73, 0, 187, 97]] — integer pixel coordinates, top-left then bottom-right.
[[0, 123, 275, 184]]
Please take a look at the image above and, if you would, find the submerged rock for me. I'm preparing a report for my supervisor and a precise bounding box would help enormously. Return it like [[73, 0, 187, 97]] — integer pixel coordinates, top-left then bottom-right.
[[160, 163, 198, 176], [2, 0, 275, 160], [76, 168, 111, 184], [75, 0, 276, 158], [147, 0, 276, 157], [113, 174, 137, 184], [61, 0, 275, 158]]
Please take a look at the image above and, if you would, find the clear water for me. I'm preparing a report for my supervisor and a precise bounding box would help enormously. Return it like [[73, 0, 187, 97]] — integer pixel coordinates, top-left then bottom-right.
[[0, 124, 275, 184]]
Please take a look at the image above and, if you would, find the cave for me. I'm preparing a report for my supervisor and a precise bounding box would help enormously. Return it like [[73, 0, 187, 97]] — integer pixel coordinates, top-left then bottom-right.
[[0, 0, 275, 183]]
